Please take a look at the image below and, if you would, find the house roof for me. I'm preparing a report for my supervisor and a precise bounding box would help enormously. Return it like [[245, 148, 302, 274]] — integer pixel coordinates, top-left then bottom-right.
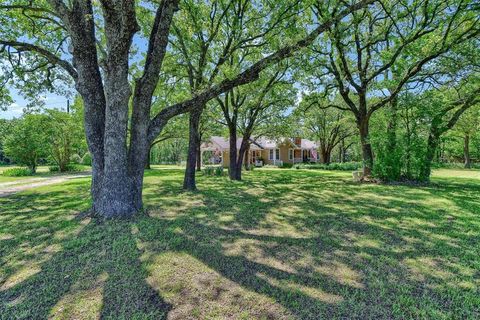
[[201, 136, 263, 151], [300, 139, 318, 149], [202, 136, 319, 151]]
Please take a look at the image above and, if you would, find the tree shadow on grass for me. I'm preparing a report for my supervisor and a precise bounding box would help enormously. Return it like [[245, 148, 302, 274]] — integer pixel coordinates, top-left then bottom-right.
[[0, 184, 171, 320], [140, 168, 480, 318], [1, 169, 479, 319]]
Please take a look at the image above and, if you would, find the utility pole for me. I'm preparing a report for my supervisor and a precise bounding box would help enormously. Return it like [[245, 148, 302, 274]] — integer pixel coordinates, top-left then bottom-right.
[[67, 99, 70, 114]]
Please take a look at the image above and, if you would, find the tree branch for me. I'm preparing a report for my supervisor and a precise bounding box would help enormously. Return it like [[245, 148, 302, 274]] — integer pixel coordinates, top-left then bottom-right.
[[148, 0, 376, 142]]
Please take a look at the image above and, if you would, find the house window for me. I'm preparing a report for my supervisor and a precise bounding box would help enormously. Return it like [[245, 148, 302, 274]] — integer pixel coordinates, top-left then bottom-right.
[[269, 149, 280, 160], [288, 149, 293, 160]]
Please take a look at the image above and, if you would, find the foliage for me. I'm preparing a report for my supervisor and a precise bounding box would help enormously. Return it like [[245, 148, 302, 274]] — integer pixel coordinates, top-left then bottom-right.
[[302, 0, 480, 175], [150, 138, 188, 165], [3, 114, 49, 173], [1, 167, 34, 176], [0, 119, 15, 164], [71, 154, 83, 164], [81, 153, 92, 166], [295, 96, 355, 164], [48, 164, 84, 173], [295, 162, 361, 171], [203, 165, 225, 177], [42, 107, 85, 172]]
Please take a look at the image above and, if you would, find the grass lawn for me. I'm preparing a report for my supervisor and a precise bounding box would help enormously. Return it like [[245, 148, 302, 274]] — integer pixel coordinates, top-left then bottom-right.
[[0, 167, 479, 319], [0, 165, 91, 183]]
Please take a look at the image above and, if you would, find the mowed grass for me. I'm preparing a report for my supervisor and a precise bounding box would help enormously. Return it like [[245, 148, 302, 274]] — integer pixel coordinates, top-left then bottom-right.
[[0, 168, 479, 319], [0, 165, 91, 183]]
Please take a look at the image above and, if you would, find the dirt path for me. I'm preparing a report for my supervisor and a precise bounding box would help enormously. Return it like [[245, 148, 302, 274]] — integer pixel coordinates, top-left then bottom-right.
[[0, 173, 91, 197]]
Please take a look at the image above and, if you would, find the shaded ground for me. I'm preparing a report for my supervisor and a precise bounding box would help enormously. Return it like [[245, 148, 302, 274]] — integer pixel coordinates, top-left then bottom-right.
[[0, 168, 479, 319]]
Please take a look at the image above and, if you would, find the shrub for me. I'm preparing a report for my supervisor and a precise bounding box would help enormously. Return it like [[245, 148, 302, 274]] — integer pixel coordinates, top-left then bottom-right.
[[81, 153, 92, 166], [280, 163, 293, 169], [2, 167, 34, 176], [295, 162, 361, 171], [49, 164, 84, 173], [71, 153, 83, 164], [214, 166, 224, 176], [203, 166, 225, 177], [203, 166, 214, 176]]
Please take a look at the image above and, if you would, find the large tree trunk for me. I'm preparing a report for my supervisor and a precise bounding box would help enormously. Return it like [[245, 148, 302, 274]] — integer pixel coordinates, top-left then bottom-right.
[[228, 126, 238, 180], [183, 107, 203, 191], [95, 63, 144, 218], [358, 117, 374, 177], [419, 132, 440, 182], [234, 139, 250, 180], [244, 143, 251, 171], [339, 138, 345, 163], [196, 139, 202, 172], [384, 98, 401, 180], [464, 134, 471, 169], [145, 145, 152, 169], [320, 145, 331, 164]]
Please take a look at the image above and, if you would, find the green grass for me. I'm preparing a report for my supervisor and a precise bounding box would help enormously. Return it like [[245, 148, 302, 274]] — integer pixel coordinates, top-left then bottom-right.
[[0, 168, 479, 319], [0, 165, 91, 183]]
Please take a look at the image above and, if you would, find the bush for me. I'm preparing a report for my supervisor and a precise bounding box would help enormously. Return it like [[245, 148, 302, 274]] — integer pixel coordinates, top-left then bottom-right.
[[215, 166, 224, 176], [49, 164, 84, 173], [294, 162, 361, 171], [2, 167, 34, 176], [203, 166, 225, 176], [81, 153, 92, 166], [280, 163, 293, 169], [71, 153, 83, 164]]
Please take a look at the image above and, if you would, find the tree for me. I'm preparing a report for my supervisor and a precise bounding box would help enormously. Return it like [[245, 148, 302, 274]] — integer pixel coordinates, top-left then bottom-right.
[[3, 114, 49, 173], [168, 0, 310, 190], [450, 107, 480, 168], [43, 108, 85, 171], [216, 65, 294, 180], [0, 0, 375, 217], [297, 95, 354, 164], [307, 0, 479, 177], [0, 119, 15, 164], [418, 79, 480, 181]]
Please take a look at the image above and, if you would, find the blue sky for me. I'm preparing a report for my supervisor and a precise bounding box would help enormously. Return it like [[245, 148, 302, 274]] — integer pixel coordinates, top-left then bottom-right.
[[0, 89, 69, 120]]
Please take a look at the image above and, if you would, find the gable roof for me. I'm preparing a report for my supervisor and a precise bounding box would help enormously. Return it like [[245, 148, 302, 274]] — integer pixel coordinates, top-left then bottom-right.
[[201, 136, 263, 151]]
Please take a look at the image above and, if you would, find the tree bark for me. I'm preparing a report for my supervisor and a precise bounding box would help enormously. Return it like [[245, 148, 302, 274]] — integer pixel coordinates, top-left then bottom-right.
[[358, 117, 373, 177], [183, 106, 203, 191], [145, 146, 152, 170], [339, 138, 345, 163], [419, 132, 440, 182], [228, 126, 238, 180], [234, 139, 250, 180], [320, 145, 331, 164], [196, 141, 202, 171], [384, 98, 401, 180], [244, 143, 251, 171], [464, 134, 471, 169]]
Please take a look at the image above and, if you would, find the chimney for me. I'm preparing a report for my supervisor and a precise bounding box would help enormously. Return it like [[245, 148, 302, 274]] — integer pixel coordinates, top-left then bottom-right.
[[294, 137, 301, 146]]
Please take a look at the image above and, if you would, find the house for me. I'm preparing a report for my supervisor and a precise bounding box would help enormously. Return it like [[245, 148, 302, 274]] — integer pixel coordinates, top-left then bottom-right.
[[200, 136, 320, 167]]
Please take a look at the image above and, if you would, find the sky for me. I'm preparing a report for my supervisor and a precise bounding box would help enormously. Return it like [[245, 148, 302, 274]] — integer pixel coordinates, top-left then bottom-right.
[[0, 89, 69, 120]]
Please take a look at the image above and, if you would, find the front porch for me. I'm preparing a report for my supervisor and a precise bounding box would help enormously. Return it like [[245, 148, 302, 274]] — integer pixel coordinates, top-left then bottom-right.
[[290, 149, 318, 164]]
